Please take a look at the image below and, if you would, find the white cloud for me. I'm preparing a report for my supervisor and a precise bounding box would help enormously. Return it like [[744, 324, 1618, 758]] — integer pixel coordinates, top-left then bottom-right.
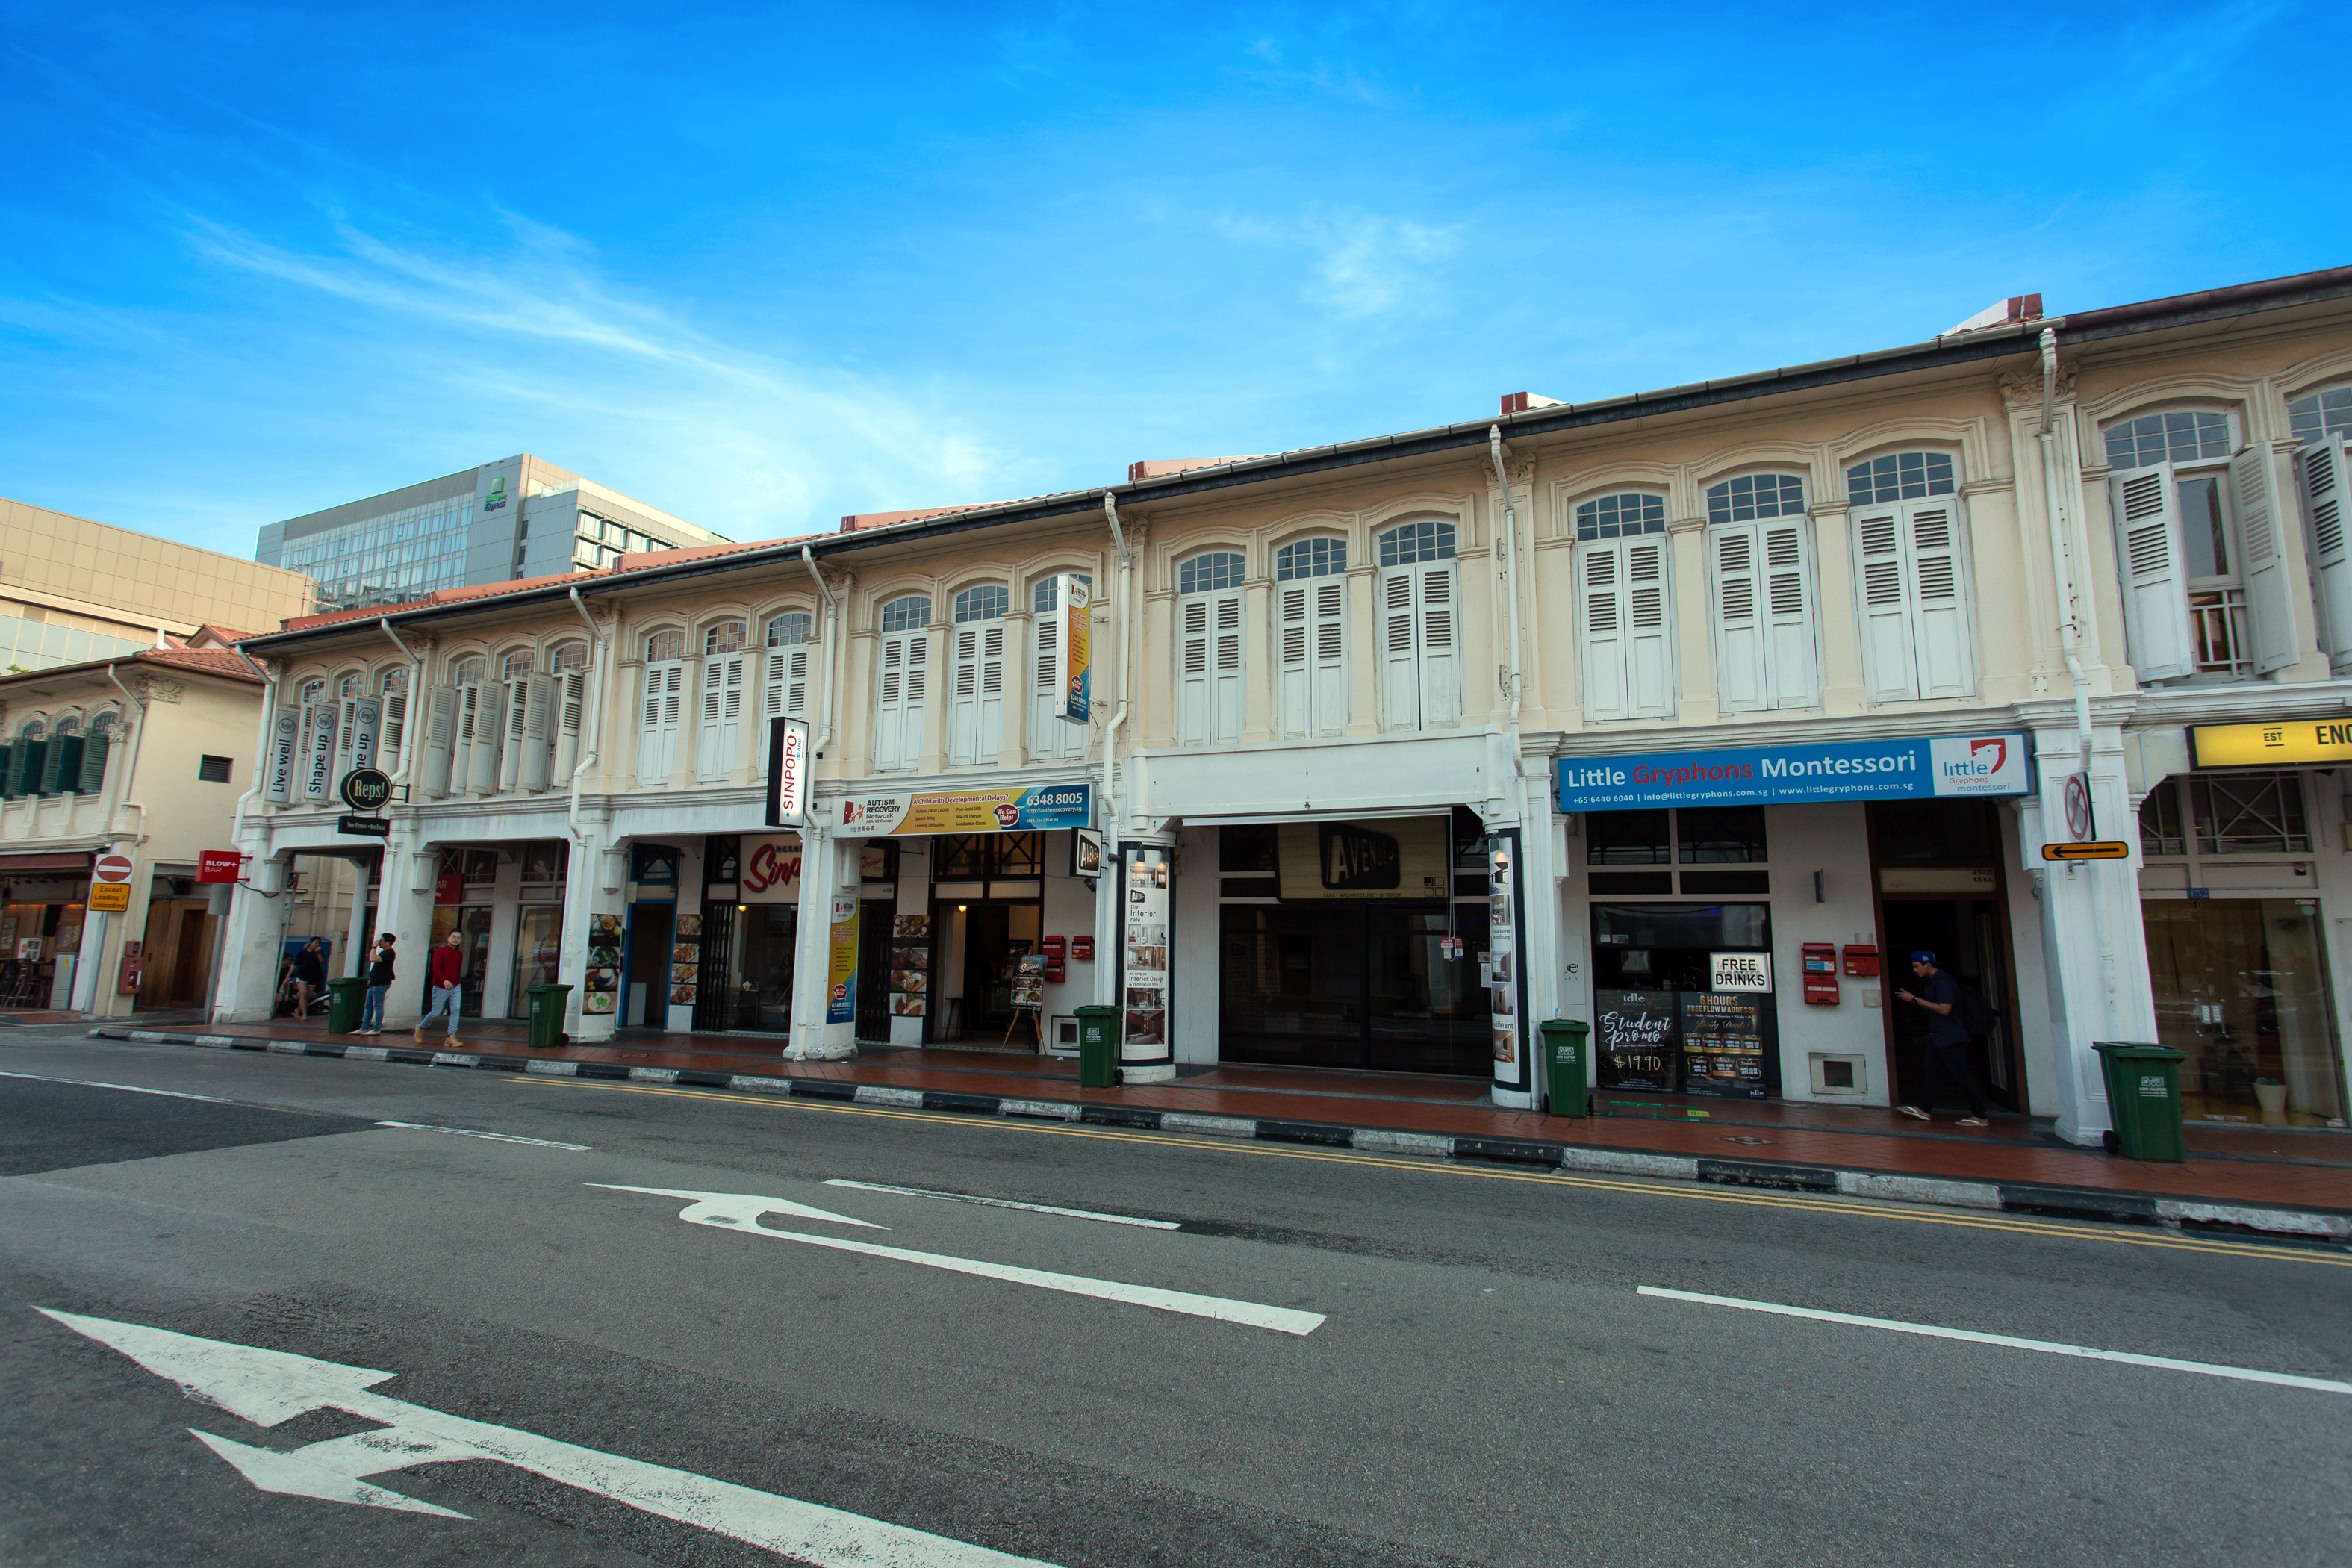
[[1214, 205, 1463, 320]]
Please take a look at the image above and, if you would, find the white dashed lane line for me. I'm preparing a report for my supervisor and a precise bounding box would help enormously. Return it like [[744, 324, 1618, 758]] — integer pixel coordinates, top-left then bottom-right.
[[824, 1177, 1180, 1229]]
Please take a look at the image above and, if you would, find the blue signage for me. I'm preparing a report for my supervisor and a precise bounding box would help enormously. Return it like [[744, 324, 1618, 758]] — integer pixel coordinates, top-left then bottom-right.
[[1555, 732, 2033, 812]]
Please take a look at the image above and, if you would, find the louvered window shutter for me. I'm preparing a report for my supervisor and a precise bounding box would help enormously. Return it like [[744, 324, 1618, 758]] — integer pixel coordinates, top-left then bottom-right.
[[2106, 470, 2196, 683], [1761, 523, 1819, 708], [759, 642, 810, 770], [1030, 611, 1085, 761], [2233, 446, 2300, 675], [875, 632, 927, 772], [1175, 591, 1242, 745], [698, 653, 744, 781], [1579, 544, 1628, 721], [1854, 508, 1921, 700], [1712, 526, 1767, 712], [948, 626, 988, 765], [76, 731, 108, 794], [978, 623, 1006, 759], [1905, 502, 1975, 699], [2299, 435, 2352, 671], [1624, 541, 1674, 718], [379, 682, 407, 773], [1276, 582, 1348, 738], [638, 660, 682, 783], [1416, 564, 1460, 726], [1380, 568, 1421, 729]]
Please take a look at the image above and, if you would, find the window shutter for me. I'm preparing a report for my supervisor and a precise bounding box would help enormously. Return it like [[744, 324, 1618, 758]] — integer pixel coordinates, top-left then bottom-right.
[[1416, 563, 1460, 726], [979, 623, 1006, 759], [379, 681, 407, 774], [551, 671, 586, 781], [333, 697, 360, 785], [1624, 541, 1674, 718], [1905, 502, 1974, 699], [419, 686, 457, 798], [759, 641, 811, 770], [1176, 591, 1243, 745], [1854, 508, 1920, 700], [2233, 445, 2299, 675], [2106, 470, 2196, 683], [948, 626, 982, 765], [638, 660, 682, 783], [498, 679, 529, 792], [37, 736, 67, 795], [1030, 611, 1083, 761], [1712, 526, 1767, 712], [1578, 544, 1628, 721], [1761, 523, 1820, 709], [697, 652, 744, 781], [1380, 568, 1420, 729], [465, 682, 506, 794], [1276, 582, 1348, 738], [874, 632, 927, 772], [75, 731, 108, 794], [518, 674, 555, 792], [2298, 435, 2352, 671]]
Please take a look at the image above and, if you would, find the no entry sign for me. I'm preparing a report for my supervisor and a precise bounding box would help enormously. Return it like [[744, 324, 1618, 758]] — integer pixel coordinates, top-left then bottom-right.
[[93, 854, 134, 884]]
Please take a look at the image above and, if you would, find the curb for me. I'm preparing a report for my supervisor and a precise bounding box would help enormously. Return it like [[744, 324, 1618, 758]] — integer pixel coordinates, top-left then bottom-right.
[[90, 1027, 2352, 1244]]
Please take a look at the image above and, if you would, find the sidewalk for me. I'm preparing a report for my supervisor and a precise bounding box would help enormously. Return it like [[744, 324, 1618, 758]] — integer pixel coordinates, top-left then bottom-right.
[[87, 1015, 2352, 1239]]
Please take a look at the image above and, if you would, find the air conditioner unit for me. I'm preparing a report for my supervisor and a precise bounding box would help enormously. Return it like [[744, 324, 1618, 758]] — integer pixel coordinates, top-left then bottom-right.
[[465, 682, 506, 794], [418, 685, 458, 800], [550, 670, 585, 780], [519, 673, 556, 792], [497, 678, 529, 794]]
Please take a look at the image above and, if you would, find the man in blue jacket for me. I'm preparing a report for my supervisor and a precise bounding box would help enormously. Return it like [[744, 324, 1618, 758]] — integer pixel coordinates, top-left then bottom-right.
[[1894, 950, 1988, 1127]]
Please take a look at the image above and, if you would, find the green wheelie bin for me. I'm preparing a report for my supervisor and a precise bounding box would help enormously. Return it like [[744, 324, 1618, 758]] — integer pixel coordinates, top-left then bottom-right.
[[324, 977, 367, 1035], [526, 983, 573, 1051], [2093, 1040, 2188, 1161], [1075, 1004, 1121, 1089], [1540, 1018, 1590, 1117]]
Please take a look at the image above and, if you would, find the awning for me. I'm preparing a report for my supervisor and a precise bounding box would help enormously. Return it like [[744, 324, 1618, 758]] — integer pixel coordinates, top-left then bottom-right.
[[0, 850, 95, 872]]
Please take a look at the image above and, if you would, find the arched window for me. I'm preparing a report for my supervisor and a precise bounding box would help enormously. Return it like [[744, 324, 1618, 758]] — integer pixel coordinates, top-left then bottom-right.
[[2289, 385, 2352, 447], [337, 671, 364, 699], [698, 622, 747, 782], [52, 713, 79, 738], [1177, 552, 1245, 594], [1705, 475, 1817, 713], [765, 612, 812, 647], [1275, 538, 1347, 580], [762, 615, 812, 740], [1030, 575, 1092, 761], [1374, 521, 1459, 729], [637, 632, 686, 783], [298, 678, 326, 706], [1574, 494, 1664, 541], [874, 598, 932, 772], [1847, 452, 1975, 700], [90, 710, 119, 738], [952, 584, 1008, 623], [500, 649, 534, 679], [948, 587, 1007, 764], [547, 640, 589, 674], [449, 656, 485, 688], [2104, 410, 2231, 472]]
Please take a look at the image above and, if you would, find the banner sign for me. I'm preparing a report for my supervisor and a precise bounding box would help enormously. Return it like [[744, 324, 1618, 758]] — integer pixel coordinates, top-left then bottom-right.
[[839, 783, 1090, 836], [197, 850, 243, 884], [1277, 817, 1449, 901], [765, 718, 809, 827], [826, 894, 858, 1024], [263, 709, 299, 803], [300, 703, 338, 803], [2188, 719, 2352, 768], [1555, 732, 2032, 812], [1060, 573, 1091, 724], [738, 836, 804, 902]]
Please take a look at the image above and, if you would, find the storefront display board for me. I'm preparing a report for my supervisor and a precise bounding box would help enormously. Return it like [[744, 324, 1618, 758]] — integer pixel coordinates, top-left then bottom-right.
[[1557, 732, 2032, 812], [1596, 989, 1680, 1090], [1679, 990, 1770, 1099], [839, 784, 1090, 836]]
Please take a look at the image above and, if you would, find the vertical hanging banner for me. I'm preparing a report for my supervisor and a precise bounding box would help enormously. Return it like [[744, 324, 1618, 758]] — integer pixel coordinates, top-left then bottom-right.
[[1060, 573, 1091, 724], [351, 697, 382, 771], [301, 705, 339, 803], [825, 892, 858, 1024], [1487, 834, 1520, 1080], [765, 717, 809, 828], [1120, 847, 1169, 1059], [263, 709, 299, 803]]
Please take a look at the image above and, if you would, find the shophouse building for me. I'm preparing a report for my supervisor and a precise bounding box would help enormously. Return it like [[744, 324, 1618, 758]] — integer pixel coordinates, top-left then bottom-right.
[[217, 266, 2352, 1145], [0, 648, 265, 1015]]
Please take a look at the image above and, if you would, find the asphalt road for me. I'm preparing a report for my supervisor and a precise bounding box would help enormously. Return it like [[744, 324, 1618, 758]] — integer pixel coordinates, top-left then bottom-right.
[[2, 1026, 2347, 1567]]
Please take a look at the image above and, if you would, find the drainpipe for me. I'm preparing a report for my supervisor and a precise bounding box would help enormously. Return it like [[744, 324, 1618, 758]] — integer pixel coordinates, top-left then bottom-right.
[[801, 545, 839, 754], [1098, 491, 1133, 835], [2036, 326, 2117, 1040], [105, 662, 150, 836], [228, 646, 277, 832], [564, 588, 609, 852], [379, 619, 425, 798], [1488, 426, 1536, 829]]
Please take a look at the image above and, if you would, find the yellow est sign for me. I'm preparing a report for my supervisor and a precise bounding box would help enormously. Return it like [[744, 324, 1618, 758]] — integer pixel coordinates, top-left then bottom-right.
[[2041, 841, 2130, 862], [87, 882, 132, 912]]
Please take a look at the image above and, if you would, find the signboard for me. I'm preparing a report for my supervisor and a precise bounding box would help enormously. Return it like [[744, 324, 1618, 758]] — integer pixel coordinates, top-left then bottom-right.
[[2041, 840, 2129, 861], [1680, 991, 1769, 1099], [301, 703, 338, 803], [263, 709, 299, 803], [839, 783, 1090, 836], [1595, 989, 1679, 1090], [738, 836, 803, 902], [1709, 951, 1772, 992], [765, 718, 809, 828], [197, 850, 243, 884], [1487, 835, 1520, 1077], [1121, 847, 1170, 1058], [340, 767, 392, 812], [825, 895, 858, 1025], [1275, 817, 1449, 901], [93, 854, 135, 884], [2188, 719, 2352, 769], [337, 815, 391, 838], [351, 697, 382, 771], [1059, 573, 1091, 724], [2062, 772, 2095, 841], [1556, 732, 2032, 812], [87, 883, 131, 912]]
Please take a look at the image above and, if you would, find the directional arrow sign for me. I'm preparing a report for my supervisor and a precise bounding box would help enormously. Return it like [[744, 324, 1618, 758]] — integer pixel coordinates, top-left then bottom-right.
[[2041, 841, 2129, 862], [37, 1307, 1057, 1567]]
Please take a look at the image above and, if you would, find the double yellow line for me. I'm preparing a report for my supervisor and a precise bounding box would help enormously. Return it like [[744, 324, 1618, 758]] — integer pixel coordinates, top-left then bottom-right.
[[505, 1076, 2352, 1269]]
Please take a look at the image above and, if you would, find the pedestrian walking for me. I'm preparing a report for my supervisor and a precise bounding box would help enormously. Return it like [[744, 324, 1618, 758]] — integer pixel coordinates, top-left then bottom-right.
[[1894, 950, 1988, 1126], [414, 930, 467, 1048], [360, 933, 396, 1035], [290, 938, 328, 1021]]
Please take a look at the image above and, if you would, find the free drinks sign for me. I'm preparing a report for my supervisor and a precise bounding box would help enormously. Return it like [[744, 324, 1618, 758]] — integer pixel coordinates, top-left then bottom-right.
[[1555, 732, 2031, 812]]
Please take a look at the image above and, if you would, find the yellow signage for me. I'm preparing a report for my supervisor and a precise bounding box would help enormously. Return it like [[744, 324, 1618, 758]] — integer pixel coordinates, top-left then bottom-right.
[[87, 882, 132, 912], [2188, 720, 2352, 768], [2041, 841, 2130, 862]]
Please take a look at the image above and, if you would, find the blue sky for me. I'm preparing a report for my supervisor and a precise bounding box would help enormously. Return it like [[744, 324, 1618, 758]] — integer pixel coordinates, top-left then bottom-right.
[[1, 1, 2342, 554]]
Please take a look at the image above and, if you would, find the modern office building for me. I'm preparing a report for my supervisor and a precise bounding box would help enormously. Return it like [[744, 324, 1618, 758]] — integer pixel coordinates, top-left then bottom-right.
[[254, 455, 727, 612], [0, 495, 317, 670]]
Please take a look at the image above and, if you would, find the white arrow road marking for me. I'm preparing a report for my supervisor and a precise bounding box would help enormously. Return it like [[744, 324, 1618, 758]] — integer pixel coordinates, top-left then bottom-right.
[[588, 1184, 889, 1229], [604, 1186, 1323, 1336], [38, 1308, 1060, 1566], [824, 1178, 1180, 1230], [1638, 1287, 2352, 1396], [0, 1068, 235, 1104], [376, 1121, 591, 1151]]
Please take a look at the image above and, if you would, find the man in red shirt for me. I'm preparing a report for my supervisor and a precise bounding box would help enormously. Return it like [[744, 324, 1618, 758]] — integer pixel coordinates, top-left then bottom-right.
[[414, 930, 468, 1047]]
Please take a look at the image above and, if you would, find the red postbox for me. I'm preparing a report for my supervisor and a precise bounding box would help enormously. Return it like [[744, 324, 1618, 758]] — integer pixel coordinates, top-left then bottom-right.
[[1071, 936, 1095, 962], [118, 940, 143, 996], [1802, 942, 1840, 1005], [1842, 943, 1880, 977], [1043, 958, 1068, 984], [1042, 934, 1067, 958]]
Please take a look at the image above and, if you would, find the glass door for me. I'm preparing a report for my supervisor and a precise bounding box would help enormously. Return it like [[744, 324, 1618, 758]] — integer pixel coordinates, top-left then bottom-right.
[[427, 904, 494, 1017], [507, 906, 563, 1018], [2144, 897, 2345, 1126]]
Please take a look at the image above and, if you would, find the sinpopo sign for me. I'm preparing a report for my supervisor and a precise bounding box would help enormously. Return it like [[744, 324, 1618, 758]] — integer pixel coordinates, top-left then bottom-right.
[[1555, 732, 2032, 812], [1277, 817, 1449, 901]]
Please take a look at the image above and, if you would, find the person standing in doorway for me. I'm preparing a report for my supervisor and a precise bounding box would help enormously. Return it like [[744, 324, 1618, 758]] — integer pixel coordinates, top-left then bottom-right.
[[414, 930, 467, 1048], [1894, 950, 1988, 1127], [360, 934, 396, 1036], [290, 938, 328, 1020]]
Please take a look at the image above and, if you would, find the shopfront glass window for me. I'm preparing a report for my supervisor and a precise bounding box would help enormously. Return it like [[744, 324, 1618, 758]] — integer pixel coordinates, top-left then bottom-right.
[[2144, 899, 2344, 1125], [1221, 824, 1278, 873], [995, 832, 1042, 877], [2188, 773, 2309, 854], [1588, 809, 1671, 865], [2139, 784, 2186, 857], [508, 906, 562, 1017], [936, 834, 988, 880], [1677, 806, 1767, 863], [722, 905, 797, 1030], [427, 903, 494, 1017]]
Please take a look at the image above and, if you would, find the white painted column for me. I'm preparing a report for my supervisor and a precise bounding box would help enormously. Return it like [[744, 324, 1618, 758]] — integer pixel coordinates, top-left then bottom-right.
[[372, 835, 438, 1030], [559, 816, 622, 1041], [214, 850, 292, 1024], [785, 826, 858, 1060], [343, 865, 372, 978]]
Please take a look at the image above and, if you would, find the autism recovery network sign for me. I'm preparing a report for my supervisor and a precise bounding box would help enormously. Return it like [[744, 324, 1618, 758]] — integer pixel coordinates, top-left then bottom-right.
[[1555, 732, 2032, 812]]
